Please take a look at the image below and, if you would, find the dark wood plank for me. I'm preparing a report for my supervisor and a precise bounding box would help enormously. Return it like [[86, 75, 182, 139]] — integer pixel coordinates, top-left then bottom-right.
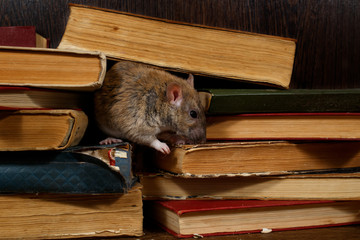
[[1, 1, 359, 87]]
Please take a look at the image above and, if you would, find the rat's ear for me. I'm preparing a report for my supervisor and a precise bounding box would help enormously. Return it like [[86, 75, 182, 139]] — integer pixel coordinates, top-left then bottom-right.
[[167, 83, 183, 107], [186, 74, 194, 88]]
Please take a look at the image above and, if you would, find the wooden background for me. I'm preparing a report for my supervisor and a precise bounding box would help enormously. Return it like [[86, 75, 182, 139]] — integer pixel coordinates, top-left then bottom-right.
[[1, 0, 359, 89]]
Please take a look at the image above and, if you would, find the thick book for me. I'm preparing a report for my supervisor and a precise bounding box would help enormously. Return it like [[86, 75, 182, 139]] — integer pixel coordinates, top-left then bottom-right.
[[0, 26, 49, 48], [58, 4, 296, 89], [0, 86, 90, 109], [0, 183, 143, 239], [151, 141, 360, 175], [140, 172, 360, 200], [0, 46, 106, 91], [0, 143, 137, 194], [206, 113, 360, 140], [147, 200, 360, 238], [0, 109, 88, 151], [200, 88, 360, 115]]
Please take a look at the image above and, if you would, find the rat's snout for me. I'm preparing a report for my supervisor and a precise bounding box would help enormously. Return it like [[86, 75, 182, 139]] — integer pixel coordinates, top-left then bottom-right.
[[188, 125, 206, 144]]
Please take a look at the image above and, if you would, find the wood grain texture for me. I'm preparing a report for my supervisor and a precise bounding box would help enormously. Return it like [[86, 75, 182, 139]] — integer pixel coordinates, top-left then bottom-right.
[[1, 0, 359, 89]]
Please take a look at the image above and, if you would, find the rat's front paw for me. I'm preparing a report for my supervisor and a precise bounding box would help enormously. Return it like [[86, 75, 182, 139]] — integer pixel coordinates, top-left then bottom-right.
[[99, 137, 123, 145], [150, 139, 171, 154]]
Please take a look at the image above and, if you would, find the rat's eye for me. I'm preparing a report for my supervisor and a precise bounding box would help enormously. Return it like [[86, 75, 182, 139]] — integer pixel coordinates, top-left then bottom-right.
[[190, 110, 198, 119]]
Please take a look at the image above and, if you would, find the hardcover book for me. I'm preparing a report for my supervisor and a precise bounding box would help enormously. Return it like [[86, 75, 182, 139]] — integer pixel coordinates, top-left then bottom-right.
[[147, 200, 360, 238], [0, 46, 106, 91], [151, 141, 360, 175], [0, 183, 143, 239], [0, 143, 143, 238], [140, 171, 360, 200], [0, 143, 137, 193], [0, 109, 88, 151], [0, 26, 49, 48], [0, 86, 90, 110], [58, 4, 296, 89], [206, 113, 360, 140], [200, 88, 360, 115]]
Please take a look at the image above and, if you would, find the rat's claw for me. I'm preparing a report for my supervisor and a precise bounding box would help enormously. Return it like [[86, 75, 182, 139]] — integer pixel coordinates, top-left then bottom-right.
[[151, 139, 171, 154], [100, 137, 123, 145], [160, 144, 171, 154]]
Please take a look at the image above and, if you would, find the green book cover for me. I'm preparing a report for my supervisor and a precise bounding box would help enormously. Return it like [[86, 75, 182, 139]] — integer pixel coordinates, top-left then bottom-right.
[[199, 89, 360, 115]]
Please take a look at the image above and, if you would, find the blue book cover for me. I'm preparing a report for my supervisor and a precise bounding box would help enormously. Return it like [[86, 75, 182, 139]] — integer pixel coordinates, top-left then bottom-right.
[[0, 143, 137, 194]]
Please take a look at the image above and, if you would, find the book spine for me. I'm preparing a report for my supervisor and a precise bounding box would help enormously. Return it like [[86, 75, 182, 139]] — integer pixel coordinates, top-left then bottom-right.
[[0, 26, 36, 47], [201, 89, 360, 115]]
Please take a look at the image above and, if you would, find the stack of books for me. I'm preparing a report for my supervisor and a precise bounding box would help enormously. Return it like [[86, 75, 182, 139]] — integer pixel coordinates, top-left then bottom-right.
[[56, 4, 359, 238], [138, 89, 360, 237], [0, 29, 143, 239], [2, 3, 359, 239]]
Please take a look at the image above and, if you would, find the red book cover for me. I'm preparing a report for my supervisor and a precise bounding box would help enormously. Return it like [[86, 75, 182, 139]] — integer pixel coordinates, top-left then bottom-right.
[[0, 26, 37, 47], [0, 26, 49, 47], [157, 200, 331, 214], [152, 200, 360, 238]]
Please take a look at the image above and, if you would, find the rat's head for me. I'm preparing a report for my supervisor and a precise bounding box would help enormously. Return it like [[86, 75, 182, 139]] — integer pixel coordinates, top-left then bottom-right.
[[165, 74, 206, 144]]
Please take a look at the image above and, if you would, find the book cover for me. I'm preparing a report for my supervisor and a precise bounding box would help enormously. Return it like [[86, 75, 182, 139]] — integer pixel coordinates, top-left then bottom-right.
[[147, 200, 360, 238], [0, 46, 106, 91], [0, 26, 49, 48], [0, 109, 88, 151], [58, 4, 296, 89], [0, 183, 143, 239], [0, 86, 90, 110], [0, 143, 137, 194], [151, 141, 360, 175], [139, 171, 360, 200], [200, 88, 360, 115], [206, 113, 360, 140]]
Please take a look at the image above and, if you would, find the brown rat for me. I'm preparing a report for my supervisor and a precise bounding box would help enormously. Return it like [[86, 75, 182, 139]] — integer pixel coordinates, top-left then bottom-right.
[[94, 61, 206, 154]]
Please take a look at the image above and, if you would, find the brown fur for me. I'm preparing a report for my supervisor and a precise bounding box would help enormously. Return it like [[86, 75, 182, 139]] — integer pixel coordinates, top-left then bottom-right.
[[94, 61, 206, 153]]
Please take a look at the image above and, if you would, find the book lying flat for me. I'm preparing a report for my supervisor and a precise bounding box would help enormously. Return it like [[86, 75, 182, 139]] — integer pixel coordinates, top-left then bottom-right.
[[0, 46, 106, 91], [151, 141, 360, 175], [206, 113, 360, 140], [147, 200, 360, 238], [0, 109, 88, 151], [0, 143, 136, 193], [140, 172, 360, 200], [0, 26, 49, 48], [0, 86, 90, 109], [199, 88, 360, 115], [58, 4, 296, 89], [0, 183, 143, 239]]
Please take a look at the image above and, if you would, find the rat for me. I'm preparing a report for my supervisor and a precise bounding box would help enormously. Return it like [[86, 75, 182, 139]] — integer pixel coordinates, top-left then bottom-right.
[[94, 61, 206, 154]]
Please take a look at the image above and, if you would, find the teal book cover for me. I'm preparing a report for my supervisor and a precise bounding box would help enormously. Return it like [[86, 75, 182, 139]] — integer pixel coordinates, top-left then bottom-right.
[[0, 143, 137, 194]]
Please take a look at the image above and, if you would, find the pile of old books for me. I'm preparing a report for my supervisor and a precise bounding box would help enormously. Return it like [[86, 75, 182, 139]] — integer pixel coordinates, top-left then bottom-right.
[[0, 4, 359, 239]]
